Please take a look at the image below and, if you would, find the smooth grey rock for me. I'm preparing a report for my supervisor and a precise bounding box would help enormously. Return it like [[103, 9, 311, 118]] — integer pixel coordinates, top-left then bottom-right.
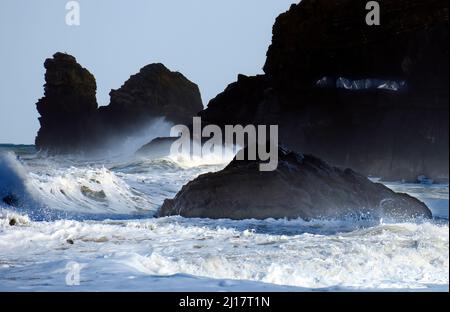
[[158, 147, 432, 220]]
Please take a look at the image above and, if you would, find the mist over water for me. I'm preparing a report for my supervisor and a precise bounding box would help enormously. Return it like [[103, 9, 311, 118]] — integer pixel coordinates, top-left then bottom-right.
[[0, 143, 448, 291]]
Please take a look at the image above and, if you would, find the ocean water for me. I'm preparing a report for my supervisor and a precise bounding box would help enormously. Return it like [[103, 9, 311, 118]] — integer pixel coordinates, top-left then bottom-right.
[[0, 144, 448, 291]]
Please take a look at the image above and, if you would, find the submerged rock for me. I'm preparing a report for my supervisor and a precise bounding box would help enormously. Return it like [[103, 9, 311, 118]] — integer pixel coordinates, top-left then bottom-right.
[[136, 137, 178, 158], [80, 186, 106, 201], [158, 147, 432, 220]]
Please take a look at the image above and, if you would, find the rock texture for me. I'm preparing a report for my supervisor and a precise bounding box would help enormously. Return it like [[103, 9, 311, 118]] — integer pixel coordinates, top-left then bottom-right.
[[158, 147, 432, 220], [35, 53, 98, 153], [97, 63, 203, 135], [199, 0, 449, 182], [264, 0, 449, 90], [35, 54, 203, 153]]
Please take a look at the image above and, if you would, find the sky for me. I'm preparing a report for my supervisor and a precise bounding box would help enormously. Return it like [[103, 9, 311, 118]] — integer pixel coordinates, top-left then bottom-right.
[[0, 0, 296, 144]]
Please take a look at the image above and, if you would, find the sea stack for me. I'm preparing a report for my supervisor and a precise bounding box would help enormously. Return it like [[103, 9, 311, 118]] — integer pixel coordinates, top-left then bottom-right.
[[97, 63, 204, 137], [35, 53, 98, 153], [35, 54, 203, 154]]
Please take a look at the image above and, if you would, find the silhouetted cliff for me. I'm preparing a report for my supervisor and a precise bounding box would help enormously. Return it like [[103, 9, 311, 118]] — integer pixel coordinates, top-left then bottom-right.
[[35, 54, 203, 153], [199, 0, 449, 182]]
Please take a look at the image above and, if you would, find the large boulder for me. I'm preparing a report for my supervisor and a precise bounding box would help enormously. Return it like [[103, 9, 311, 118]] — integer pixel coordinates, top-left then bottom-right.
[[158, 147, 432, 220], [35, 53, 98, 153], [199, 0, 449, 183]]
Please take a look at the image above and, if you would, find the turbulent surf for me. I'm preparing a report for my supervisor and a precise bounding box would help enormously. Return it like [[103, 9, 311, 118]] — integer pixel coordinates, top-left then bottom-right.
[[0, 145, 448, 291]]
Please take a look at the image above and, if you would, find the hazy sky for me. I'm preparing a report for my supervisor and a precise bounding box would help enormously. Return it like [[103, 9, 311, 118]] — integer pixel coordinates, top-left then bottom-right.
[[0, 0, 295, 144]]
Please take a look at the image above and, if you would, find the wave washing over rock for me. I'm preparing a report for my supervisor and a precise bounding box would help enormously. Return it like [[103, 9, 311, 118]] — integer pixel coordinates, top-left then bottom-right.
[[1, 0, 448, 292], [158, 147, 432, 220], [0, 145, 448, 291]]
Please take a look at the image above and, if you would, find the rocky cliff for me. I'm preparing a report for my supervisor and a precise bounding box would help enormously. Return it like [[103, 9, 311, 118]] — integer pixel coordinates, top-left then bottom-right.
[[35, 53, 98, 153], [199, 0, 449, 182], [97, 63, 203, 136], [35, 54, 203, 153]]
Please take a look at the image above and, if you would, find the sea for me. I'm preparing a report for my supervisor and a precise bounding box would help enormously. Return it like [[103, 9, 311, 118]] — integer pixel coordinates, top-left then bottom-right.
[[0, 144, 448, 291]]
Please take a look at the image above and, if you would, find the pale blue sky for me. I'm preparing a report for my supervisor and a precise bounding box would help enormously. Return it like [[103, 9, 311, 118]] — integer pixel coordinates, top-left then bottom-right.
[[0, 0, 295, 144]]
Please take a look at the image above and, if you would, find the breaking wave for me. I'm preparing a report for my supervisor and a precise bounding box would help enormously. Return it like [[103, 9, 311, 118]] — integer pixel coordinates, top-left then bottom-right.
[[0, 146, 448, 291]]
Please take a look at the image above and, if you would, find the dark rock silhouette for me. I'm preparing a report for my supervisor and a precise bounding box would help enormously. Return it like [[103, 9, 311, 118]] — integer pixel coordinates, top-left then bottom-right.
[[35, 54, 203, 153], [158, 147, 432, 220], [264, 0, 449, 90], [97, 63, 203, 136], [136, 137, 178, 158], [199, 0, 449, 183], [35, 53, 98, 153], [2, 194, 19, 207]]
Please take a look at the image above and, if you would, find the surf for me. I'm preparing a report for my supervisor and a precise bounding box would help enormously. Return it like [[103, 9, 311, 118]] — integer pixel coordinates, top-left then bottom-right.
[[0, 144, 448, 291]]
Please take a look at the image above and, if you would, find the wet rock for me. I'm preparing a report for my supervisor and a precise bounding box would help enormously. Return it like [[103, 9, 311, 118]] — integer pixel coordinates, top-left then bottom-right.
[[158, 147, 432, 221], [80, 186, 107, 201]]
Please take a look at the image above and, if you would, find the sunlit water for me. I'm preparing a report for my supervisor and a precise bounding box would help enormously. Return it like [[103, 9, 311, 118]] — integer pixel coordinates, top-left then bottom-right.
[[0, 145, 448, 291]]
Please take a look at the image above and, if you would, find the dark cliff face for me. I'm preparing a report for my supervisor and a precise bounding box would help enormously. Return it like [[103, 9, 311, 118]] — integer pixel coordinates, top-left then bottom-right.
[[35, 54, 203, 154], [264, 0, 449, 91], [199, 0, 449, 182], [35, 53, 98, 153]]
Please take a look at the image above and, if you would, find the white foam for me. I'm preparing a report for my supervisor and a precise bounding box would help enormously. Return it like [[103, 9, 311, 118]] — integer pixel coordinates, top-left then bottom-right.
[[166, 142, 237, 168], [0, 215, 447, 290], [0, 147, 448, 291], [1, 152, 157, 217], [27, 166, 157, 215]]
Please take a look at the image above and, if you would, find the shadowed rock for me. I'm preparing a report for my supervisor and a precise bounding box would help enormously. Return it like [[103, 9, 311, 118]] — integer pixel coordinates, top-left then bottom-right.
[[35, 54, 203, 154], [97, 63, 203, 135], [136, 137, 178, 158], [199, 0, 449, 183], [158, 147, 432, 221], [35, 53, 98, 153]]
